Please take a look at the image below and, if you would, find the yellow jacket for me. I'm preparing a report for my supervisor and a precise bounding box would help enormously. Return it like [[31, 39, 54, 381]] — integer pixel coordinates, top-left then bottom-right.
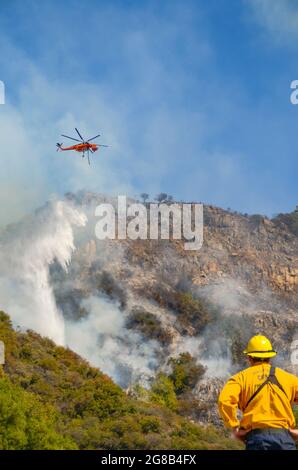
[[218, 363, 298, 430]]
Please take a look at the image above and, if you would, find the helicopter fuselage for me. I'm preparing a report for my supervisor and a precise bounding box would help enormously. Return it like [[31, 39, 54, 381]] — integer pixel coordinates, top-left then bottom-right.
[[59, 143, 99, 152]]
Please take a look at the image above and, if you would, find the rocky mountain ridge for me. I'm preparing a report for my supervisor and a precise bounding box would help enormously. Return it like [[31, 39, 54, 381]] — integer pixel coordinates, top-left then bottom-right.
[[47, 193, 298, 428]]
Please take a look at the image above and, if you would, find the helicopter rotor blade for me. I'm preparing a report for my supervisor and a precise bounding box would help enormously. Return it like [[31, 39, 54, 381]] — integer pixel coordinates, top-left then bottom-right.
[[61, 134, 81, 142], [98, 144, 109, 147], [86, 134, 101, 142], [75, 128, 85, 142]]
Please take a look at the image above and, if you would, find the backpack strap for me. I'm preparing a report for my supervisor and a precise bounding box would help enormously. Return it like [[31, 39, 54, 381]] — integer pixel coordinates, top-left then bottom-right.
[[268, 367, 287, 395], [243, 366, 288, 411]]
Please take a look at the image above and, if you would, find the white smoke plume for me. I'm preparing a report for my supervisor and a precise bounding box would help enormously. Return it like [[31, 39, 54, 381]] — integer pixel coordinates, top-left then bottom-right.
[[0, 199, 86, 344], [169, 334, 232, 378], [65, 296, 160, 387], [197, 278, 256, 316], [0, 196, 161, 386]]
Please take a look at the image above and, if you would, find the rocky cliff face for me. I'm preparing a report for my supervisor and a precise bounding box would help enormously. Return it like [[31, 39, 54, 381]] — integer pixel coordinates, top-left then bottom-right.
[[123, 205, 298, 296], [49, 192, 298, 425]]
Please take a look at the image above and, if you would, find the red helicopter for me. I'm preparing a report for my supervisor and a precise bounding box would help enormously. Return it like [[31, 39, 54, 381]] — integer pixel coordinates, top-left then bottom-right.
[[56, 128, 108, 165]]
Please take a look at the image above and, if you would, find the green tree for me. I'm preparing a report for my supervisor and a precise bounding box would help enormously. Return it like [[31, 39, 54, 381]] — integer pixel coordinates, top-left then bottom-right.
[[0, 377, 76, 449], [140, 193, 149, 203], [169, 353, 205, 395], [155, 193, 168, 203], [150, 373, 178, 410]]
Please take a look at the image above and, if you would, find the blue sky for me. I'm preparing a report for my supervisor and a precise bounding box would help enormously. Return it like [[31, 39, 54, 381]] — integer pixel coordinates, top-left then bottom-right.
[[0, 0, 297, 224]]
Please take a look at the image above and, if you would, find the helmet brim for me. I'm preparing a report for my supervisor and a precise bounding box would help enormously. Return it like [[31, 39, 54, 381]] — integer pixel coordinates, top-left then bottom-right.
[[243, 350, 277, 358]]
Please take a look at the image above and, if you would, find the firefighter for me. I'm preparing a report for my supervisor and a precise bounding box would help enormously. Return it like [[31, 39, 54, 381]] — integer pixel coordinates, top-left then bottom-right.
[[218, 335, 298, 450]]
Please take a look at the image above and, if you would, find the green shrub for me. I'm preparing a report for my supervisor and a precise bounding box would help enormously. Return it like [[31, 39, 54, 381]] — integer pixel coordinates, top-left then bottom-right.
[[0, 377, 76, 450], [126, 308, 172, 345], [0, 311, 240, 450], [150, 288, 210, 334], [150, 373, 178, 410], [272, 209, 298, 236], [95, 270, 127, 308], [169, 353, 205, 395], [140, 416, 161, 434]]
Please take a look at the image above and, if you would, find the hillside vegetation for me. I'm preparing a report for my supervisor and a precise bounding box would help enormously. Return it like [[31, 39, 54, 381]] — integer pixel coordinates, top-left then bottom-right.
[[0, 312, 241, 450], [272, 207, 298, 237]]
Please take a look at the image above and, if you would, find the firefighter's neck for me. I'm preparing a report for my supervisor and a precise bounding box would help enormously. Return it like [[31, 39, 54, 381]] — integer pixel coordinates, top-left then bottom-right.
[[248, 357, 270, 367]]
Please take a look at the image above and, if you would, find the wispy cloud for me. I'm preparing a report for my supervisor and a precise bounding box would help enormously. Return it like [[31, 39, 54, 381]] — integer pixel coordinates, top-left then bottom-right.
[[0, 0, 297, 226], [248, 0, 298, 44]]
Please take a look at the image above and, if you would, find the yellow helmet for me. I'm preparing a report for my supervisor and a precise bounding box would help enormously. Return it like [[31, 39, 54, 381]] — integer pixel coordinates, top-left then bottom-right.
[[243, 335, 277, 358]]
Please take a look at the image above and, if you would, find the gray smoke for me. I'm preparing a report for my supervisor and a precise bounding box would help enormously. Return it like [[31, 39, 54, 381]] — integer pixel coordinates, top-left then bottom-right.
[[1, 193, 290, 390], [65, 296, 160, 387], [0, 196, 161, 386]]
